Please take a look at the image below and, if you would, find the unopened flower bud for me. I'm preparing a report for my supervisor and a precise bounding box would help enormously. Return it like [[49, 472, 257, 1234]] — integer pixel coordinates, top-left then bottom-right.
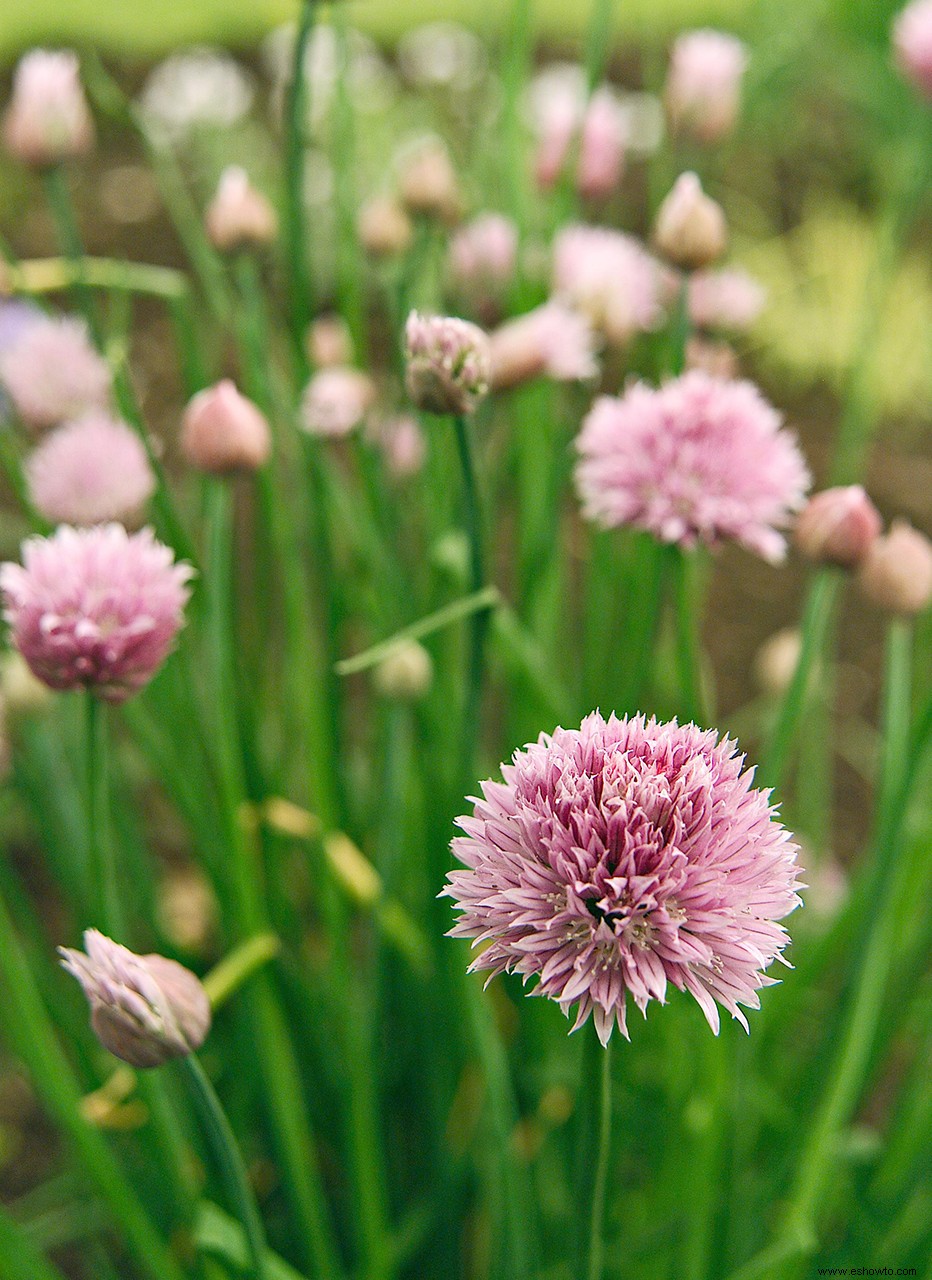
[[358, 196, 414, 259], [404, 311, 491, 416], [753, 628, 802, 698], [205, 166, 278, 252], [300, 368, 376, 439], [893, 0, 932, 99], [2, 50, 94, 169], [654, 173, 727, 271], [181, 380, 271, 474], [59, 929, 211, 1069], [373, 639, 433, 700], [577, 88, 627, 201], [665, 30, 748, 144], [307, 314, 353, 370], [857, 521, 932, 616], [794, 486, 881, 569], [397, 137, 461, 224]]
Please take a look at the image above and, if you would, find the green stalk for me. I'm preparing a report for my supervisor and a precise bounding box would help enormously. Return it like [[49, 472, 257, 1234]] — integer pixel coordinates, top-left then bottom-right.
[[760, 571, 841, 790], [670, 548, 707, 726], [179, 1055, 270, 1280], [0, 893, 187, 1280], [85, 694, 121, 936], [500, 0, 534, 224], [452, 415, 487, 785], [284, 0, 317, 364], [331, 4, 365, 355], [41, 164, 100, 342], [585, 1039, 613, 1280]]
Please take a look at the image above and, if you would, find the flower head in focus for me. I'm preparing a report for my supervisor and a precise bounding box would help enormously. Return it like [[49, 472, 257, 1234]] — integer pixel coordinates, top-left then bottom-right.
[[575, 371, 809, 562], [0, 315, 110, 429], [2, 50, 94, 168], [893, 0, 932, 98], [301, 367, 376, 439], [1, 524, 193, 703], [552, 225, 663, 345], [445, 712, 802, 1043], [665, 30, 748, 143], [59, 929, 210, 1068], [25, 413, 155, 527], [404, 311, 491, 416]]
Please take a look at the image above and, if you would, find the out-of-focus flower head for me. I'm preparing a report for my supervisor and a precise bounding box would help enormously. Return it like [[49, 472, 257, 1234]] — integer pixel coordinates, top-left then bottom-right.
[[301, 367, 376, 439], [25, 413, 155, 527], [404, 312, 491, 416], [858, 521, 932, 616], [445, 711, 802, 1044], [552, 225, 664, 345], [138, 47, 254, 145], [0, 300, 44, 422], [358, 194, 414, 259], [397, 135, 462, 225], [754, 628, 802, 698], [793, 486, 882, 570], [893, 0, 932, 98], [653, 172, 728, 271], [490, 301, 599, 391], [59, 930, 210, 1068], [448, 213, 519, 299], [2, 50, 94, 168], [396, 22, 487, 94], [307, 314, 353, 370], [263, 24, 396, 129], [688, 267, 766, 333], [181, 380, 271, 474], [205, 166, 278, 252], [373, 639, 433, 700], [575, 371, 810, 562], [577, 87, 628, 199], [1, 524, 193, 703], [665, 30, 748, 143], [0, 315, 111, 429], [526, 66, 627, 197], [373, 414, 427, 480]]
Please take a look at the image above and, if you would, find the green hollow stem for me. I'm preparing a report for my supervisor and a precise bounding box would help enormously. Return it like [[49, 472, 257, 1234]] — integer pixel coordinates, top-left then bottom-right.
[[670, 547, 707, 726], [0, 892, 187, 1280], [284, 0, 317, 365], [179, 1055, 270, 1280], [452, 414, 487, 786], [584, 0, 616, 92], [42, 165, 100, 343], [760, 570, 841, 791], [501, 0, 534, 224], [767, 621, 914, 1274], [85, 694, 122, 937], [586, 1038, 613, 1280]]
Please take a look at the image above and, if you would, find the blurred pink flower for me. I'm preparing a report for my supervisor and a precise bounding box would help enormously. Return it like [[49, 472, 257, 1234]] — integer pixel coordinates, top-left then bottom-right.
[[858, 521, 932, 616], [552, 225, 663, 345], [448, 213, 519, 296], [530, 65, 584, 189], [893, 0, 932, 97], [404, 311, 491, 416], [688, 267, 766, 332], [301, 367, 376, 438], [59, 929, 210, 1068], [2, 49, 94, 168], [445, 711, 802, 1044], [490, 300, 598, 390], [375, 414, 427, 479], [665, 30, 748, 143], [577, 88, 627, 199], [0, 315, 110, 429], [205, 165, 278, 252], [25, 413, 155, 526], [1, 524, 193, 702], [575, 371, 810, 562], [181, 380, 271, 474], [793, 485, 881, 569]]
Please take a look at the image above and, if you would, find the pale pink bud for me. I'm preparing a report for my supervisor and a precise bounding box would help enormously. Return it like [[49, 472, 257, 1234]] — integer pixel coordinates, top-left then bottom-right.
[[794, 486, 882, 569], [404, 311, 491, 416], [2, 50, 94, 168], [0, 315, 110, 429], [373, 639, 433, 700], [490, 301, 598, 390], [448, 213, 518, 297], [654, 173, 727, 271], [204, 166, 278, 252], [577, 88, 627, 200], [665, 30, 748, 144], [377, 414, 426, 479], [306, 314, 353, 369], [893, 0, 932, 98], [358, 196, 413, 259], [181, 380, 271, 474], [300, 367, 376, 439], [753, 628, 802, 698], [685, 335, 738, 379], [59, 930, 211, 1068], [397, 137, 462, 224], [858, 521, 932, 616], [25, 412, 156, 526]]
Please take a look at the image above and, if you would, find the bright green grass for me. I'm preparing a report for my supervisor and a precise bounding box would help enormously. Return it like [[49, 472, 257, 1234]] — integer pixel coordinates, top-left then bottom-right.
[[1, 0, 757, 59]]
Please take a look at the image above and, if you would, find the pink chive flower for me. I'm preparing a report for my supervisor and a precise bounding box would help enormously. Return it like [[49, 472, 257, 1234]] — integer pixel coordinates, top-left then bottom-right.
[[490, 301, 598, 390], [893, 0, 932, 98], [25, 413, 155, 526], [688, 267, 766, 333], [577, 88, 628, 200], [552, 225, 663, 346], [300, 367, 376, 439], [0, 315, 110, 429], [404, 311, 491, 416], [530, 65, 584, 189], [445, 712, 802, 1044], [374, 414, 427, 479], [448, 213, 519, 297], [575, 371, 810, 562], [59, 929, 211, 1068], [0, 524, 193, 703], [665, 30, 748, 144], [2, 50, 94, 168]]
